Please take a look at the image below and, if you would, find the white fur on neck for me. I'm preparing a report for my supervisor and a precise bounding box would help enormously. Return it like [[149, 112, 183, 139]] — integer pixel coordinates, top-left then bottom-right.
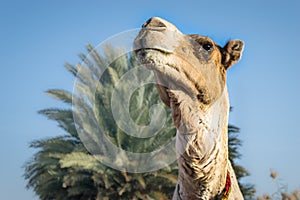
[[171, 86, 233, 199], [175, 86, 230, 159]]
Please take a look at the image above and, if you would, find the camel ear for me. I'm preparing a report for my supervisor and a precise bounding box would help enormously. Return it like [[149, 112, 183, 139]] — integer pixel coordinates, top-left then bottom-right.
[[222, 40, 244, 70]]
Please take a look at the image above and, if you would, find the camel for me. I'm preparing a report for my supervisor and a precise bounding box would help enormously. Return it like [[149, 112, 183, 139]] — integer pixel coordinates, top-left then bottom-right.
[[134, 17, 244, 199]]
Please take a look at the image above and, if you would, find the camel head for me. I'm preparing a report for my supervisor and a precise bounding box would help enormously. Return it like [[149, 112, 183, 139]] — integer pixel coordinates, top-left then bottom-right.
[[134, 17, 244, 128]]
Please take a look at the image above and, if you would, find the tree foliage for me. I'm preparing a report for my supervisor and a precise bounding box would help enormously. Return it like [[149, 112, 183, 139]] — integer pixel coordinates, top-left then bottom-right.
[[228, 123, 256, 199]]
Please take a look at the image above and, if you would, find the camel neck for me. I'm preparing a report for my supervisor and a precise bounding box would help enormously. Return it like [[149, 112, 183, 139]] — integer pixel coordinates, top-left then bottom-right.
[[173, 88, 230, 199]]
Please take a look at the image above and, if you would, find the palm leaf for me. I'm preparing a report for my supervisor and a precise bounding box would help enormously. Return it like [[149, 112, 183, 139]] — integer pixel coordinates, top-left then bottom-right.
[[45, 89, 73, 104]]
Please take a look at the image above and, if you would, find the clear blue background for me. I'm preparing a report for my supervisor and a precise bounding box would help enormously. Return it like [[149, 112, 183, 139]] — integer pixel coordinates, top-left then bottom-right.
[[1, 0, 299, 199]]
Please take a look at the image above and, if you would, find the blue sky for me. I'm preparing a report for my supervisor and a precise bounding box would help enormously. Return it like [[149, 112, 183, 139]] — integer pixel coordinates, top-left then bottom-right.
[[1, 0, 299, 199]]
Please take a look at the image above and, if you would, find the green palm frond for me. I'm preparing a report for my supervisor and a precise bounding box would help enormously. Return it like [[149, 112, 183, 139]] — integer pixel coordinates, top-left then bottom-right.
[[64, 62, 78, 77], [228, 123, 255, 198], [38, 109, 78, 138], [45, 89, 73, 104], [60, 152, 106, 174]]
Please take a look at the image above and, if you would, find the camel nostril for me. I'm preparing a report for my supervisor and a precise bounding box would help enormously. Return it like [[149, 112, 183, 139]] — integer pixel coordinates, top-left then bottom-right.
[[140, 50, 146, 57], [142, 18, 152, 28], [142, 17, 167, 28]]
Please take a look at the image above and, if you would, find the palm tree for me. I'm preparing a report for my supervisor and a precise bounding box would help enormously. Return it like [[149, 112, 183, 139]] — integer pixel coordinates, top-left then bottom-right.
[[228, 123, 255, 199], [24, 44, 254, 199], [24, 44, 177, 200]]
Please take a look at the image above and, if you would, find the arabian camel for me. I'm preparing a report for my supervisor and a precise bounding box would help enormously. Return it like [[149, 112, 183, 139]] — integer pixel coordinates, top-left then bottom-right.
[[134, 17, 244, 199]]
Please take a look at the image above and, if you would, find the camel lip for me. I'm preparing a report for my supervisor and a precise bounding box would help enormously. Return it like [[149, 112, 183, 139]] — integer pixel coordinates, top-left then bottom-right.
[[135, 48, 172, 70], [135, 48, 173, 57]]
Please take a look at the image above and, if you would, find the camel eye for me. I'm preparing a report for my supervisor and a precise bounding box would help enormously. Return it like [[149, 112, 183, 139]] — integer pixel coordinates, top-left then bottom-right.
[[202, 43, 213, 52]]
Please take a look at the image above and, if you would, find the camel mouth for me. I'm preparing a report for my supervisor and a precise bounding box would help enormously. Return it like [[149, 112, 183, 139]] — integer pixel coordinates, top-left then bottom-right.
[[135, 48, 172, 68], [135, 48, 191, 107], [135, 48, 179, 85]]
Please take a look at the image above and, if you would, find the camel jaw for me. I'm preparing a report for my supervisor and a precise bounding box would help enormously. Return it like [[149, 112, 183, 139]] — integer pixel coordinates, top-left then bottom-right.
[[135, 48, 195, 107]]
